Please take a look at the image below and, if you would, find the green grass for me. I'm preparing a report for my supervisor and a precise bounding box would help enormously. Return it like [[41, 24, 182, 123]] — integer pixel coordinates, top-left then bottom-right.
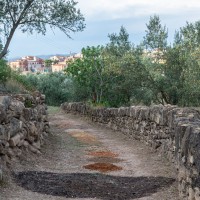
[[47, 106, 60, 114]]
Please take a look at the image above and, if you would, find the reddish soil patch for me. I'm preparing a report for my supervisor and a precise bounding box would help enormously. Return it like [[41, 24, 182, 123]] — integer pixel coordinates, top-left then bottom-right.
[[69, 131, 99, 144], [87, 151, 119, 158], [87, 157, 123, 163], [83, 163, 123, 173]]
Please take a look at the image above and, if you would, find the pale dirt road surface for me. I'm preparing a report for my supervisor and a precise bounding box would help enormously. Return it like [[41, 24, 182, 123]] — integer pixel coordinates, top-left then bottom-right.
[[0, 107, 179, 200]]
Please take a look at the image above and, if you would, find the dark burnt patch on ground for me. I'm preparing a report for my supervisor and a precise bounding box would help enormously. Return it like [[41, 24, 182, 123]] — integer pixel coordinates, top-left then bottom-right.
[[13, 171, 175, 200]]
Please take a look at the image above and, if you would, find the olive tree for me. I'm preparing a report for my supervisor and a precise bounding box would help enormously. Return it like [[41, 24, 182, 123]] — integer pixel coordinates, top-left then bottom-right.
[[0, 0, 85, 58], [66, 46, 106, 104], [142, 15, 169, 104]]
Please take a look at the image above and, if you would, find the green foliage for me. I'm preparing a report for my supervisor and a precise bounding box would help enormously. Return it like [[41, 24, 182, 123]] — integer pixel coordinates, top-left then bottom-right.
[[107, 26, 132, 57], [24, 99, 33, 108], [10, 71, 35, 92], [159, 21, 200, 106], [141, 15, 172, 104], [143, 15, 168, 51], [65, 32, 143, 107], [2, 70, 35, 94], [44, 59, 53, 72], [0, 0, 85, 58], [1, 14, 199, 108], [44, 59, 53, 67], [180, 21, 200, 50], [66, 46, 106, 104], [25, 72, 74, 106], [65, 16, 200, 107], [0, 59, 11, 84]]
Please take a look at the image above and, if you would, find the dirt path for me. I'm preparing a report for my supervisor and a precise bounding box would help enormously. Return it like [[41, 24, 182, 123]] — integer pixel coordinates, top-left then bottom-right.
[[0, 107, 179, 200]]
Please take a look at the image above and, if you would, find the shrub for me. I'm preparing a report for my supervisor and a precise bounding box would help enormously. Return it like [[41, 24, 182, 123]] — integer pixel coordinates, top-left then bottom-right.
[[25, 73, 74, 106], [0, 59, 11, 85]]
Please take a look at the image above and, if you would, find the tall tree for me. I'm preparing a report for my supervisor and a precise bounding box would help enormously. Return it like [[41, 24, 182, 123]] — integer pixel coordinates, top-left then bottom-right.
[[178, 21, 200, 106], [142, 15, 169, 104], [106, 26, 131, 57], [66, 46, 106, 104], [0, 0, 85, 58], [143, 15, 168, 52]]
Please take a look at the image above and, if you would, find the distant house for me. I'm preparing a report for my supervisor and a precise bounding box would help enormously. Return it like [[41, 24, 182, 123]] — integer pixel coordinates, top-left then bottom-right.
[[66, 53, 83, 62], [52, 64, 66, 72], [49, 56, 65, 62], [9, 59, 28, 71], [143, 49, 165, 64], [9, 53, 83, 73], [51, 53, 83, 72], [9, 56, 45, 73], [23, 56, 44, 72]]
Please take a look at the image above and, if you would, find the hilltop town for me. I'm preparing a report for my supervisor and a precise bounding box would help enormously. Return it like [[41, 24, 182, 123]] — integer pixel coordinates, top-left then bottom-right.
[[8, 53, 82, 74]]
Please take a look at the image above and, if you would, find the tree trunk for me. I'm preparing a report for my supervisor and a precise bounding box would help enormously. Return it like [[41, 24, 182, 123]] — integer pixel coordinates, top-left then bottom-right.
[[0, 26, 17, 59], [160, 90, 169, 105]]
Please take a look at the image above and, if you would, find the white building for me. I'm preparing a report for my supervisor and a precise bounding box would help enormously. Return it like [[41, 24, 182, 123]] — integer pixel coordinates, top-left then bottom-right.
[[22, 56, 44, 72]]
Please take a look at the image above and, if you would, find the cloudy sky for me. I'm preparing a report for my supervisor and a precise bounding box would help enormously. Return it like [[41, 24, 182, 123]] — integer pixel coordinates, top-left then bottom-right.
[[8, 0, 200, 59]]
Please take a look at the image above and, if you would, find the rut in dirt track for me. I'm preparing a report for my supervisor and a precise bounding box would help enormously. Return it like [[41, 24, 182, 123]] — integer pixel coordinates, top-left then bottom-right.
[[0, 108, 179, 200]]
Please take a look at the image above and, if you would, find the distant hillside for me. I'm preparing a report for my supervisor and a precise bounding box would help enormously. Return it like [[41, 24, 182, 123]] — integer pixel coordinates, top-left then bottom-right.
[[35, 54, 73, 60], [8, 53, 77, 61], [8, 57, 21, 62]]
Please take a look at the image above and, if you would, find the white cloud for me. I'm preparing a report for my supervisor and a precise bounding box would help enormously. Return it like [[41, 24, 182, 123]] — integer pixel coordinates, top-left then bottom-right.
[[8, 0, 200, 58], [77, 0, 200, 20]]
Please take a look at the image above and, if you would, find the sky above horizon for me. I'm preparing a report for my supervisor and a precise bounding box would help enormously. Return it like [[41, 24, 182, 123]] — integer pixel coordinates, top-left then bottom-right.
[[7, 0, 200, 59]]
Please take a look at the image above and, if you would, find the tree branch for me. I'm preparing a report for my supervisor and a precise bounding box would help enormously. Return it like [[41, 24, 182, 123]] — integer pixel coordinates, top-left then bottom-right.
[[0, 0, 35, 58], [5, 0, 15, 25], [16, 0, 35, 25]]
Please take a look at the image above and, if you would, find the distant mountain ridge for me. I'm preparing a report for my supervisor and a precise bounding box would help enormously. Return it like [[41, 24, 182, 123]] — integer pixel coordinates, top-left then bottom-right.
[[8, 53, 77, 61]]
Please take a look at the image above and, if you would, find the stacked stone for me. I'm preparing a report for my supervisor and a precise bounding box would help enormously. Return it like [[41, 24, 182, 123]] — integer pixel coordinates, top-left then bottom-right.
[[0, 92, 49, 181], [61, 102, 200, 200]]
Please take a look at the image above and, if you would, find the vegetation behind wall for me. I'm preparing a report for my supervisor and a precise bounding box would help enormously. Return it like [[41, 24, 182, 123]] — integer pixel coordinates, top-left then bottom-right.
[[1, 15, 200, 107], [65, 16, 200, 107]]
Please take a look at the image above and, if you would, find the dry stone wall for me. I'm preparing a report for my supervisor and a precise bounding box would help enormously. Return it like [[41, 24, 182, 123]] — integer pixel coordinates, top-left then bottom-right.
[[0, 92, 49, 180], [61, 102, 200, 200]]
